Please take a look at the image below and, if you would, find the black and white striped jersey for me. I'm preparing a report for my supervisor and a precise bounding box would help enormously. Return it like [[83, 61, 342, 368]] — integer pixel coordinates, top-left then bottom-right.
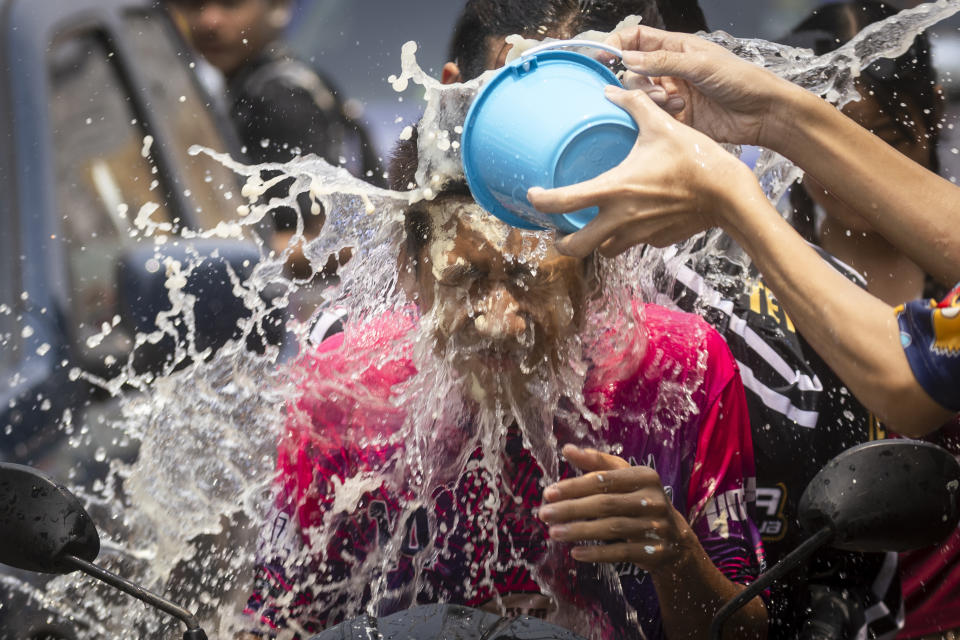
[[665, 245, 901, 640]]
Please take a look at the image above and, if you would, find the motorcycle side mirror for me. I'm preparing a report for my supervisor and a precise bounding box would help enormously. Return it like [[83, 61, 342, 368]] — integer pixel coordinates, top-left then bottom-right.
[[799, 439, 960, 551], [0, 462, 100, 574], [0, 463, 208, 640], [710, 440, 960, 640]]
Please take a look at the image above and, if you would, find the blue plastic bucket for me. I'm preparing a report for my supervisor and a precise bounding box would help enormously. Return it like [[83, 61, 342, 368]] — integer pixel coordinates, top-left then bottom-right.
[[461, 42, 639, 233]]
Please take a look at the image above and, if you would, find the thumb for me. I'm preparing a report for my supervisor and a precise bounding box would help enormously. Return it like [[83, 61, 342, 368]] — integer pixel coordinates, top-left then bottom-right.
[[527, 172, 612, 216], [561, 444, 630, 472], [603, 84, 670, 130]]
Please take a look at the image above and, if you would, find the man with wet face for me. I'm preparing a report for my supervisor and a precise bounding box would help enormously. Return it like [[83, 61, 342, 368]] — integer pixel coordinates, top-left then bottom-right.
[[402, 185, 593, 399], [240, 127, 767, 639]]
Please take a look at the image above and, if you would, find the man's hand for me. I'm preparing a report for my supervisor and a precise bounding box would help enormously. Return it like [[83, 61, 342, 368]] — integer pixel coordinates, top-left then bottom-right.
[[542, 445, 768, 639], [538, 444, 700, 574]]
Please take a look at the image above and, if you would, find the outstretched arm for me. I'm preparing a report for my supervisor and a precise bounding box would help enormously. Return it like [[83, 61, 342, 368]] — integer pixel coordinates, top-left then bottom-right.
[[539, 446, 767, 640], [526, 53, 955, 436], [713, 174, 953, 436], [535, 24, 960, 283], [764, 85, 960, 285]]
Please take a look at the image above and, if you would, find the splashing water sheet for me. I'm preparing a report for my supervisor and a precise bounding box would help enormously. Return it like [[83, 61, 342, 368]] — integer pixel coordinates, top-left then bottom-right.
[[7, 3, 959, 638]]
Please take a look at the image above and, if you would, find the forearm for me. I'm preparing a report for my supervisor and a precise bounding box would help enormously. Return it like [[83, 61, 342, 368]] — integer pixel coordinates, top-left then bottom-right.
[[720, 179, 953, 436], [761, 85, 960, 284], [651, 540, 766, 640]]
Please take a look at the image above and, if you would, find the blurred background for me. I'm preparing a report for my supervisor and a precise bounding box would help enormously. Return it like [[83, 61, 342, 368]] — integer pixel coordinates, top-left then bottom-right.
[[284, 0, 960, 181]]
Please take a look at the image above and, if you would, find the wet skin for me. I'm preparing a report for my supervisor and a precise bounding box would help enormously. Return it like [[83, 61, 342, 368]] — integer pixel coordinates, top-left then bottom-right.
[[404, 202, 768, 636], [803, 89, 936, 304], [803, 89, 935, 233], [408, 195, 594, 396], [405, 197, 707, 577]]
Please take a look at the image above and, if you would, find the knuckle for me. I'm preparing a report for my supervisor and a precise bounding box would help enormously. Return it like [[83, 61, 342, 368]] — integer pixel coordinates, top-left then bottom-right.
[[690, 51, 713, 73], [620, 467, 647, 489], [599, 494, 624, 516], [624, 92, 651, 114], [607, 518, 629, 537], [646, 49, 667, 68], [647, 497, 671, 517], [640, 466, 661, 485]]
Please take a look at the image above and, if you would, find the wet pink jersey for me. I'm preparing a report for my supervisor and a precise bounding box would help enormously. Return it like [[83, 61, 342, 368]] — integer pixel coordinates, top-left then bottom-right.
[[246, 304, 765, 639]]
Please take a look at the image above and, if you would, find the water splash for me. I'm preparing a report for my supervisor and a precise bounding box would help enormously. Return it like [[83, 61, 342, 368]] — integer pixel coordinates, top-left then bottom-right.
[[704, 0, 960, 203], [7, 4, 958, 639]]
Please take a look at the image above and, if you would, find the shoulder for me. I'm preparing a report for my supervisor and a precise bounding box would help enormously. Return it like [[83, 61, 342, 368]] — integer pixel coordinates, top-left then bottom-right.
[[286, 312, 417, 440], [642, 303, 739, 390], [282, 311, 415, 400], [299, 311, 416, 381], [897, 283, 960, 411]]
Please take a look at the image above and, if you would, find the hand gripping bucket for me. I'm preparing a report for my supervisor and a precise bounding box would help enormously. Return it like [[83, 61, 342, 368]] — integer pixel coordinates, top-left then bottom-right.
[[461, 41, 638, 233]]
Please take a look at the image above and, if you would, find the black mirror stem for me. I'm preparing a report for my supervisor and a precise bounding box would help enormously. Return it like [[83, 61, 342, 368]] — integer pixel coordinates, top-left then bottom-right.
[[61, 555, 208, 639], [709, 526, 834, 640]]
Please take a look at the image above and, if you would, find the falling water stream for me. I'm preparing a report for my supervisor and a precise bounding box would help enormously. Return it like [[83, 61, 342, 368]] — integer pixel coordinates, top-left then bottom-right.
[[3, 2, 959, 638]]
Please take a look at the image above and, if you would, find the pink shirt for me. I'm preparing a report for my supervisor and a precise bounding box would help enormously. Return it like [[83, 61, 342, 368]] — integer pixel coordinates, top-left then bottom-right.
[[246, 304, 764, 639]]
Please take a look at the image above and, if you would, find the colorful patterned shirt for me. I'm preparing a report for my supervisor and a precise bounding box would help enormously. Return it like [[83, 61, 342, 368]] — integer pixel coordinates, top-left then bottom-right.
[[897, 283, 960, 411], [244, 304, 765, 639]]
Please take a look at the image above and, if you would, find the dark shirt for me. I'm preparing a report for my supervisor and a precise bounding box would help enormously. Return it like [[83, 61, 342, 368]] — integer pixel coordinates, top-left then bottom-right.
[[226, 46, 378, 232], [665, 241, 902, 639], [228, 47, 346, 166]]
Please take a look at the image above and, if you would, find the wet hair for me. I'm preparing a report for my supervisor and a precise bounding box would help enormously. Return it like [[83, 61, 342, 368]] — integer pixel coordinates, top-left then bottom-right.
[[389, 130, 472, 260], [786, 1, 943, 239], [389, 129, 596, 293], [447, 0, 667, 82], [389, 129, 431, 261]]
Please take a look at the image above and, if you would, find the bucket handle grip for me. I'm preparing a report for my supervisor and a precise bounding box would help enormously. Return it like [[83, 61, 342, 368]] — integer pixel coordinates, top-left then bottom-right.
[[520, 39, 624, 60]]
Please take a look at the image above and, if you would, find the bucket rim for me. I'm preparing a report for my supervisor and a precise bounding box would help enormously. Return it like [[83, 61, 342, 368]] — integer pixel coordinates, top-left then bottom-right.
[[461, 49, 625, 233]]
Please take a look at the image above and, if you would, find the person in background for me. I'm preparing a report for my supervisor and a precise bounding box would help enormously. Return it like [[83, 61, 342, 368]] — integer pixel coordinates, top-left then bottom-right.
[[777, 4, 950, 637], [777, 7, 960, 632], [447, 0, 907, 636], [165, 0, 377, 287]]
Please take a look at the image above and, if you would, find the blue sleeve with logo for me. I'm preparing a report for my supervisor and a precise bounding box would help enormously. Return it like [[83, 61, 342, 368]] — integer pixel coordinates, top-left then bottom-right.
[[896, 284, 960, 412]]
